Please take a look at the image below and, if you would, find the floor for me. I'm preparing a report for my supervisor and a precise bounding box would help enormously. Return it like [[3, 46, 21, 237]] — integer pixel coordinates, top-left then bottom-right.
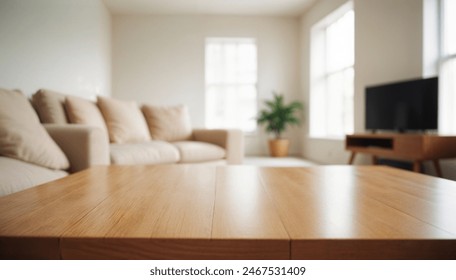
[[243, 156, 317, 167]]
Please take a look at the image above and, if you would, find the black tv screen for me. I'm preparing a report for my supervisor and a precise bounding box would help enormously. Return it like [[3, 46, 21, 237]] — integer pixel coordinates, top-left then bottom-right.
[[365, 77, 438, 132]]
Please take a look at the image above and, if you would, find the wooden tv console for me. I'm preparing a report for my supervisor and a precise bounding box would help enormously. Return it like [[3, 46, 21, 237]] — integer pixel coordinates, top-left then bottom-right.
[[345, 133, 456, 177]]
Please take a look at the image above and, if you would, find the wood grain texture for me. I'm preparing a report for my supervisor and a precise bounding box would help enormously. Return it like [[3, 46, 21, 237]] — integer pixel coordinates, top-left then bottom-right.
[[258, 166, 456, 259], [291, 239, 456, 260], [61, 238, 288, 260], [210, 166, 289, 259], [0, 167, 116, 237], [260, 166, 456, 239], [1, 165, 456, 259], [63, 165, 216, 239], [212, 166, 289, 239]]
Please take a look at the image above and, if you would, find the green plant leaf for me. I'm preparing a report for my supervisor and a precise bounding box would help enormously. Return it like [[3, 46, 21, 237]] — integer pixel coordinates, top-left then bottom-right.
[[256, 92, 304, 139]]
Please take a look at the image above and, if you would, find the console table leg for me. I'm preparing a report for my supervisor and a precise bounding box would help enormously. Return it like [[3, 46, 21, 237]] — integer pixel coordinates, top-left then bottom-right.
[[348, 152, 356, 164], [433, 160, 443, 177], [413, 161, 422, 173], [372, 156, 378, 165]]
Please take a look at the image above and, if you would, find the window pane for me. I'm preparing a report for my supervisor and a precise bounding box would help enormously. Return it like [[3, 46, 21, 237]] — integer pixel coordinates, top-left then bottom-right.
[[439, 58, 456, 133], [309, 78, 327, 137], [205, 38, 257, 132], [326, 68, 354, 136], [326, 10, 354, 72], [310, 2, 354, 139], [238, 85, 257, 131], [439, 0, 456, 134], [238, 43, 257, 84], [327, 72, 345, 136], [343, 67, 354, 134]]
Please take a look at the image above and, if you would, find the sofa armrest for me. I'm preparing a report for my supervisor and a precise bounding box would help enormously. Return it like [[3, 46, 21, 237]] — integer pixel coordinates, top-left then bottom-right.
[[192, 129, 244, 164], [44, 124, 110, 173]]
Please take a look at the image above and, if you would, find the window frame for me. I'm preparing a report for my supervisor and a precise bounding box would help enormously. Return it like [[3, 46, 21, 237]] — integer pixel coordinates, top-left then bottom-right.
[[204, 37, 258, 133], [309, 1, 355, 140], [437, 0, 456, 134]]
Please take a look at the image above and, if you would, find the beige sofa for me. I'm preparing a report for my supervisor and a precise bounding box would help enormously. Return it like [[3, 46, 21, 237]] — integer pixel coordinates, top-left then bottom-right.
[[0, 89, 110, 196], [0, 88, 244, 197], [32, 89, 244, 165], [0, 124, 109, 196]]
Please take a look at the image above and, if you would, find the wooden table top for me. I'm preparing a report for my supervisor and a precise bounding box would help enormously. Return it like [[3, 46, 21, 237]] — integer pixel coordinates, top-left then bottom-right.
[[1, 165, 455, 259]]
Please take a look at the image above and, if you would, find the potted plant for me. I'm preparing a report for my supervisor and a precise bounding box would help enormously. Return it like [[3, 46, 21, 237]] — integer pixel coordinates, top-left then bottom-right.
[[256, 92, 303, 157]]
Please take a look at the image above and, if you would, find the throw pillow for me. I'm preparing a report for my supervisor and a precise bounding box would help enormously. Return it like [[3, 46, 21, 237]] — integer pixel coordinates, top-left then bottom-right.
[[97, 96, 151, 144], [31, 89, 68, 124], [142, 104, 192, 142], [0, 88, 70, 170], [65, 95, 108, 132]]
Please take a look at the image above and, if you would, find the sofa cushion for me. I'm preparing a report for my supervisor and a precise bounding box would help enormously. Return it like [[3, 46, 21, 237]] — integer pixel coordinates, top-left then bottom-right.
[[32, 89, 68, 124], [0, 156, 68, 197], [173, 141, 226, 163], [0, 89, 70, 170], [142, 104, 192, 141], [97, 96, 151, 144], [110, 141, 180, 165], [65, 95, 108, 132]]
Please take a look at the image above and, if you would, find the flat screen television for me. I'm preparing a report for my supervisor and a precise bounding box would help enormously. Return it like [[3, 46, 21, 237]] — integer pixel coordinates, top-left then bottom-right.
[[365, 77, 438, 132]]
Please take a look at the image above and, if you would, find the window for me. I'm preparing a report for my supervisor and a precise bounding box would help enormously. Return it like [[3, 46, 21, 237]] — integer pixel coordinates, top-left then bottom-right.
[[205, 38, 257, 132], [438, 0, 456, 134], [310, 2, 354, 139]]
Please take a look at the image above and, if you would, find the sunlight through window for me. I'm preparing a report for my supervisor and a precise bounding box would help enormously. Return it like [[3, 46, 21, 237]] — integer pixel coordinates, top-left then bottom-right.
[[205, 38, 257, 132], [439, 0, 456, 134], [310, 2, 354, 139]]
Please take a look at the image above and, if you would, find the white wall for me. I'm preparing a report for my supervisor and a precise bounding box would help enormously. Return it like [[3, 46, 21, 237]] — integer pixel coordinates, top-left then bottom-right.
[[0, 0, 111, 98], [300, 0, 424, 164], [354, 0, 424, 133], [112, 15, 301, 156]]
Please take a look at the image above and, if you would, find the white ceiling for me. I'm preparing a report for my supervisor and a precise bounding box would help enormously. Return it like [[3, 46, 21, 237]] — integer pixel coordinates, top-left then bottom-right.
[[103, 0, 317, 17]]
